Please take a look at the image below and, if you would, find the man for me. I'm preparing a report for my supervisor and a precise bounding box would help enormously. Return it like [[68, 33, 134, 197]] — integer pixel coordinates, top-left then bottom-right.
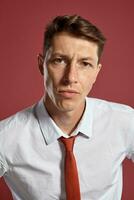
[[0, 15, 134, 200]]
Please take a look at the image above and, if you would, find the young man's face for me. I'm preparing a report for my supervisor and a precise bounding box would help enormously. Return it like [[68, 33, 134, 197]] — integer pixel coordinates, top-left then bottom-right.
[[40, 32, 101, 113]]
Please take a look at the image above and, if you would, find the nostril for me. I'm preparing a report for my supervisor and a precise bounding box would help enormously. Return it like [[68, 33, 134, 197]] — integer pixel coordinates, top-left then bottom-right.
[[62, 76, 78, 85], [63, 78, 70, 85]]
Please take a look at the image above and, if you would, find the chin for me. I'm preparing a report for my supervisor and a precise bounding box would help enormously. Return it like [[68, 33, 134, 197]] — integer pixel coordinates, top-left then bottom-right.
[[59, 107, 76, 113], [57, 100, 82, 112]]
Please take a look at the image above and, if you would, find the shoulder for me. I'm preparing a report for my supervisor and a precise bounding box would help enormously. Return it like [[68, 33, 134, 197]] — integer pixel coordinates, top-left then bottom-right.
[[0, 104, 37, 133], [86, 97, 134, 126], [87, 97, 133, 113]]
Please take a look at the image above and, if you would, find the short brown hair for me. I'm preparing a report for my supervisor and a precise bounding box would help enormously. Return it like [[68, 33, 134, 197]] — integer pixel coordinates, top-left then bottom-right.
[[43, 15, 106, 60]]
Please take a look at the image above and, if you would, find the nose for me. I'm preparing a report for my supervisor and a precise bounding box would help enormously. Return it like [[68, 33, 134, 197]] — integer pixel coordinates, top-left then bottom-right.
[[63, 62, 78, 85]]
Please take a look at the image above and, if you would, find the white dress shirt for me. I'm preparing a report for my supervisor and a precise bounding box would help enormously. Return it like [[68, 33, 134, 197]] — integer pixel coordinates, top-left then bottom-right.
[[0, 97, 134, 200]]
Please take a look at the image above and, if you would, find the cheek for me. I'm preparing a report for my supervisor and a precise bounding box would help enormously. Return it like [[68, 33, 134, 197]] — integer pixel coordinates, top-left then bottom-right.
[[81, 73, 96, 86], [44, 71, 61, 91], [80, 73, 98, 95]]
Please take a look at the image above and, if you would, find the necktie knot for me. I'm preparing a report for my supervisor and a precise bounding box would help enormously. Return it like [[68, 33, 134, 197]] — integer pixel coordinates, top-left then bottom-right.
[[59, 136, 76, 152]]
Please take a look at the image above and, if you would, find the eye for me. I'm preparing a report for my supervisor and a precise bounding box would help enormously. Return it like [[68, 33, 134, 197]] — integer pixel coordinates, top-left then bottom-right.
[[51, 57, 66, 65], [81, 61, 93, 68]]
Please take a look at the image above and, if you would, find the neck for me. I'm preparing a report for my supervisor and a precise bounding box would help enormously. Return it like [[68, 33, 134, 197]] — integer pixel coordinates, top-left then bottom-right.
[[43, 96, 85, 135]]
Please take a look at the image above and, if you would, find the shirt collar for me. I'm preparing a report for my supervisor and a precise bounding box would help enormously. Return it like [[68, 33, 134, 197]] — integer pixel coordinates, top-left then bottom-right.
[[75, 97, 94, 138], [35, 97, 95, 145]]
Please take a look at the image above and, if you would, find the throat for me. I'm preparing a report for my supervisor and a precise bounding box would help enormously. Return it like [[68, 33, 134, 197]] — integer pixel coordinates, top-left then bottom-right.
[[53, 112, 83, 135], [43, 95, 86, 135]]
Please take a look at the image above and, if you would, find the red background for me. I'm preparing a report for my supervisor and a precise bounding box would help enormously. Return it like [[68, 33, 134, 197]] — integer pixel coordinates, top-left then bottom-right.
[[0, 0, 134, 199]]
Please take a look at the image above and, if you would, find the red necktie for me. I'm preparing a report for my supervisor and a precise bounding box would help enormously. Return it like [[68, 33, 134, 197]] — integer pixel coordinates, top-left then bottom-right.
[[59, 136, 81, 200]]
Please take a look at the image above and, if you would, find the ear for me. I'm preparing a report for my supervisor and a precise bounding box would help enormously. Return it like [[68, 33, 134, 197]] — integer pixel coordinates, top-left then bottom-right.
[[37, 54, 44, 75], [98, 63, 102, 70], [96, 63, 102, 74]]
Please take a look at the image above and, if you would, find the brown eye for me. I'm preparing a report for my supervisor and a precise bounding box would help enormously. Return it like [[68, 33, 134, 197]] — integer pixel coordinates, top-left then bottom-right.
[[82, 62, 93, 68], [54, 58, 62, 63], [52, 57, 66, 65]]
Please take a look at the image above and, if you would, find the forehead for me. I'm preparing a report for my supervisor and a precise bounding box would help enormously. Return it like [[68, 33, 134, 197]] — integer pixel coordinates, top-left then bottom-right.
[[49, 32, 99, 60]]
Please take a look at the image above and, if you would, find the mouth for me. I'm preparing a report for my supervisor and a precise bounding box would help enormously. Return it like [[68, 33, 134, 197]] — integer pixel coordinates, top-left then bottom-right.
[[58, 89, 79, 98]]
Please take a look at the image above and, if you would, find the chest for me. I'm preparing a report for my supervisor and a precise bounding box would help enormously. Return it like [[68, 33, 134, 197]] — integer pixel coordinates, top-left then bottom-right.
[[5, 132, 126, 199]]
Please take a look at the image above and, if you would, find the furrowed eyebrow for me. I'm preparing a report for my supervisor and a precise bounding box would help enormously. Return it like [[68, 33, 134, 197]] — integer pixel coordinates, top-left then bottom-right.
[[81, 57, 95, 61], [50, 53, 67, 58], [49, 53, 97, 64], [47, 53, 69, 64], [51, 53, 94, 60]]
